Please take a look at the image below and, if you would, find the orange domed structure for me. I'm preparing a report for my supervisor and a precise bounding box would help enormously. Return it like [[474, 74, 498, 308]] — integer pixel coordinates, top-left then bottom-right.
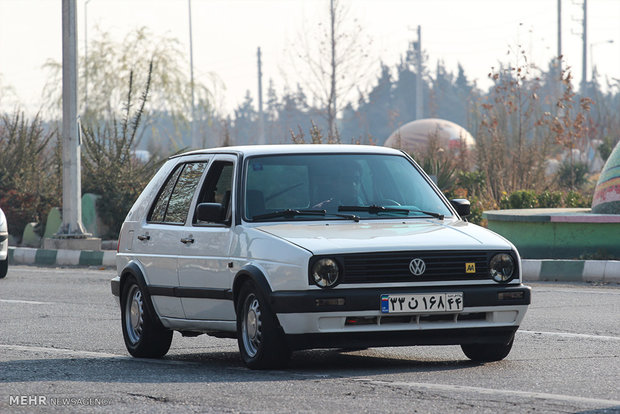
[[384, 118, 475, 153]]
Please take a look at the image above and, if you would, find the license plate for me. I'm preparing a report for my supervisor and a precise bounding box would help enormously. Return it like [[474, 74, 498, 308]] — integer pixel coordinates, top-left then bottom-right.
[[380, 293, 463, 313]]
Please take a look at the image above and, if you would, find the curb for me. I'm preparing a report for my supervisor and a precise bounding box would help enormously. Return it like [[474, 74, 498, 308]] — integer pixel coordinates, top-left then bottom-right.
[[6, 247, 620, 284], [8, 247, 116, 267], [521, 259, 620, 283]]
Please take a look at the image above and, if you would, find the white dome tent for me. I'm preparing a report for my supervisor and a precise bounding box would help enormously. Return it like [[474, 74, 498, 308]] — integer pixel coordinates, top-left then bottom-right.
[[384, 118, 475, 153]]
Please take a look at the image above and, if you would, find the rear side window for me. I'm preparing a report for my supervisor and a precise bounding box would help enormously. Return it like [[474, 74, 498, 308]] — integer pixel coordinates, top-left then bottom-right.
[[148, 162, 207, 224]]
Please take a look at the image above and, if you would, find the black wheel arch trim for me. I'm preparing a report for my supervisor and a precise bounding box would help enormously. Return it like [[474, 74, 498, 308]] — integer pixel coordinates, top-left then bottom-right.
[[116, 262, 167, 329], [118, 262, 150, 296], [232, 264, 273, 307]]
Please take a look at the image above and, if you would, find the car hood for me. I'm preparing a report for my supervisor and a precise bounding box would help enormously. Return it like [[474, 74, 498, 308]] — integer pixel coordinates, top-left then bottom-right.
[[254, 219, 514, 255]]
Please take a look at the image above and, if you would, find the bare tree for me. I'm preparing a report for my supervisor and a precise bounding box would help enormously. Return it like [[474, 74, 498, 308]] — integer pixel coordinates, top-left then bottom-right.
[[290, 0, 372, 140], [42, 27, 223, 149]]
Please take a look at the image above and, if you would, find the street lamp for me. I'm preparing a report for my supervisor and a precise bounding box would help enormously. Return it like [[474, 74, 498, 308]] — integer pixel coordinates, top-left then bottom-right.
[[590, 39, 614, 81]]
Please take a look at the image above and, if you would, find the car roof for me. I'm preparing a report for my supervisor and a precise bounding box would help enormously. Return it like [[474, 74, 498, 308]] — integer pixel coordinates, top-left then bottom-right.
[[171, 144, 406, 159]]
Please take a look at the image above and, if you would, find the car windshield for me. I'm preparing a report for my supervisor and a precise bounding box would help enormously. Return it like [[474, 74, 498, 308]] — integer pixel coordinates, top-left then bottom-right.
[[244, 153, 453, 221]]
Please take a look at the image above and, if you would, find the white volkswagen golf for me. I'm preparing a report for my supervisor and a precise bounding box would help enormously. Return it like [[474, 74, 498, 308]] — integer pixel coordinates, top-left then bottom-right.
[[111, 145, 530, 369]]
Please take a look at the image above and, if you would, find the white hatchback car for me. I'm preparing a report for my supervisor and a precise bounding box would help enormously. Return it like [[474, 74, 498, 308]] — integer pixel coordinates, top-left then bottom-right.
[[0, 208, 8, 279], [112, 145, 530, 369]]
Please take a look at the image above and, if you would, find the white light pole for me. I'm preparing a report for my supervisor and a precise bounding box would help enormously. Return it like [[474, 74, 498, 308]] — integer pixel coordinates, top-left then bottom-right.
[[188, 0, 198, 149], [84, 0, 92, 113], [59, 0, 87, 238], [590, 40, 614, 80]]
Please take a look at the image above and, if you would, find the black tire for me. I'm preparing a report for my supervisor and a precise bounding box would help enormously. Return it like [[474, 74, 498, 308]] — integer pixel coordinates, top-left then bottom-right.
[[461, 336, 514, 362], [0, 258, 7, 279], [121, 275, 172, 358], [236, 282, 291, 369]]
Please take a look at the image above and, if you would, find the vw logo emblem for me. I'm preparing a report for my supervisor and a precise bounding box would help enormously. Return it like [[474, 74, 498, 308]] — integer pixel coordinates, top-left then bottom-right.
[[409, 258, 426, 276]]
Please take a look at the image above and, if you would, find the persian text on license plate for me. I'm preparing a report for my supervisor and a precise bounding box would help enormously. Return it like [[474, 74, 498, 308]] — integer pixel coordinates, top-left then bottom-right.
[[380, 293, 463, 314]]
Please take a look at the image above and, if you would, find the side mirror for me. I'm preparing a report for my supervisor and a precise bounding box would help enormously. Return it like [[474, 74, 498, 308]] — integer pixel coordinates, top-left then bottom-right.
[[450, 199, 470, 218], [196, 202, 225, 222]]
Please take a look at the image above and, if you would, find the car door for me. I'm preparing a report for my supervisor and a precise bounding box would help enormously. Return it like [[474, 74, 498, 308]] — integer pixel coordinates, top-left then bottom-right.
[[177, 155, 237, 322], [136, 157, 210, 319]]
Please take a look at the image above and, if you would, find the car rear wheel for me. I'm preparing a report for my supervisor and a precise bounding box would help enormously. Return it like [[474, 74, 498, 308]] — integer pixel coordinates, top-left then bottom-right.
[[121, 276, 172, 358], [236, 282, 291, 369], [461, 336, 514, 362], [0, 258, 7, 278]]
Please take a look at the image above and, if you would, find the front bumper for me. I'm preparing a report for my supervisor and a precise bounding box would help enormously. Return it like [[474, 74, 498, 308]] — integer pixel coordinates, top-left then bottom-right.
[[270, 284, 531, 313], [111, 276, 121, 306], [111, 276, 120, 297], [0, 231, 8, 260], [271, 284, 530, 349], [285, 326, 519, 351]]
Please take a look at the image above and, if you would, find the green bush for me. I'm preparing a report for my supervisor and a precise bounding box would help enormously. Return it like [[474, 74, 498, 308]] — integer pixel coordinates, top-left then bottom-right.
[[456, 171, 486, 197], [500, 190, 538, 209], [420, 157, 457, 193], [564, 191, 591, 208], [0, 113, 60, 240], [536, 191, 563, 208], [557, 161, 588, 190], [465, 195, 485, 225], [499, 189, 591, 211]]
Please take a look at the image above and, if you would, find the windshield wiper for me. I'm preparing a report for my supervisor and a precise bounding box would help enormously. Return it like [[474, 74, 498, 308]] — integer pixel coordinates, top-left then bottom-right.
[[339, 205, 410, 214], [339, 205, 444, 220], [252, 209, 326, 220], [409, 208, 444, 220], [252, 209, 360, 222]]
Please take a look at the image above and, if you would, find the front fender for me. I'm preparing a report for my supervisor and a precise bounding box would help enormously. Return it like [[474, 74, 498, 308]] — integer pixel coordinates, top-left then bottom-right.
[[232, 264, 273, 307], [114, 261, 166, 326]]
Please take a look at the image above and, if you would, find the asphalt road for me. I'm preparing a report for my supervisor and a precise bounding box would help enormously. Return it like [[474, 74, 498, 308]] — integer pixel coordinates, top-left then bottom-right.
[[0, 266, 619, 413]]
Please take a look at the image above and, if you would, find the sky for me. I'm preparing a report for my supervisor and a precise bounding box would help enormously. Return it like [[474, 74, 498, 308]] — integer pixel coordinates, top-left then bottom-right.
[[1, 0, 619, 116]]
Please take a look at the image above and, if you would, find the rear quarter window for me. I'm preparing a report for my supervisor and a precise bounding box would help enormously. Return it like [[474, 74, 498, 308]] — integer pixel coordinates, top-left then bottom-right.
[[147, 162, 207, 224]]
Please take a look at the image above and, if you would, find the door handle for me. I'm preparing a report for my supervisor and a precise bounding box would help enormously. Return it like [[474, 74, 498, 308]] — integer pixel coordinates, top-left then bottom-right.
[[180, 237, 195, 244], [137, 234, 150, 241]]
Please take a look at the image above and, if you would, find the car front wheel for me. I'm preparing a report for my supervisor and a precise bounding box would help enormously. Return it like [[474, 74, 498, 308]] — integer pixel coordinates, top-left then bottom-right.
[[121, 276, 172, 358], [236, 282, 291, 369], [461, 336, 514, 362]]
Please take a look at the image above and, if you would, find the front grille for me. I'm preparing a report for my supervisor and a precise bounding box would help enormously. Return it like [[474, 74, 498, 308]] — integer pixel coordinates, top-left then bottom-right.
[[341, 250, 494, 284]]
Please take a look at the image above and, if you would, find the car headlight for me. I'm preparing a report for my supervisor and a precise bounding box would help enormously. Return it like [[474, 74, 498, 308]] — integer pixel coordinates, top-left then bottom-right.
[[489, 253, 515, 283], [311, 258, 340, 288]]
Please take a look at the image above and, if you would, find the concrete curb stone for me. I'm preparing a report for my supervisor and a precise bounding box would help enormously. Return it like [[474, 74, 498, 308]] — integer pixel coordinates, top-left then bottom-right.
[[8, 247, 116, 268], [522, 259, 620, 284], [7, 247, 620, 284]]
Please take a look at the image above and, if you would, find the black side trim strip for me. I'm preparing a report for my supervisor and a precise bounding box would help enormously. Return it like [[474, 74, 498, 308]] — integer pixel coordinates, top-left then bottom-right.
[[149, 285, 233, 300], [0, 232, 8, 242]]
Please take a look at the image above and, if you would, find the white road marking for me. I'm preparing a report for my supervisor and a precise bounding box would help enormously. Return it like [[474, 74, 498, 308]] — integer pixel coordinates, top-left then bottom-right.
[[0, 299, 57, 305], [533, 287, 620, 295], [0, 344, 121, 358], [0, 344, 199, 366], [519, 330, 620, 342], [353, 378, 620, 407]]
